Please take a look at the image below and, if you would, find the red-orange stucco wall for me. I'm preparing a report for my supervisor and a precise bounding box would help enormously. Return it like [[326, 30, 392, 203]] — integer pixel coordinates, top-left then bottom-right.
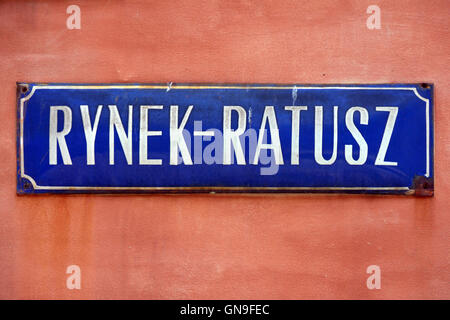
[[0, 0, 449, 299]]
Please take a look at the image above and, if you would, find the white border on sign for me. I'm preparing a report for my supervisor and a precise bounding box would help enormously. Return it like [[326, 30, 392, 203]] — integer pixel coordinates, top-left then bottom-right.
[[19, 84, 431, 191]]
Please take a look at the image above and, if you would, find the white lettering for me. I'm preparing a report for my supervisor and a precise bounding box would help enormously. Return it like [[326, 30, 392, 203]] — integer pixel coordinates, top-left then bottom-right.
[[139, 105, 163, 165], [285, 106, 307, 165], [170, 105, 193, 165], [49, 106, 72, 165], [223, 106, 246, 165], [253, 106, 284, 165], [314, 106, 338, 165], [375, 106, 398, 166], [109, 105, 133, 165], [345, 107, 368, 165], [80, 105, 102, 165]]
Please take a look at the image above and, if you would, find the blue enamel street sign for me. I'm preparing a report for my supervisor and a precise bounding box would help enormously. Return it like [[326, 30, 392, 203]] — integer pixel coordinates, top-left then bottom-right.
[[17, 83, 434, 195]]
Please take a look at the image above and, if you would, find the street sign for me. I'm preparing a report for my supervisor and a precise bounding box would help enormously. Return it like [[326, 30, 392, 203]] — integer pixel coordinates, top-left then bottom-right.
[[17, 83, 434, 195]]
